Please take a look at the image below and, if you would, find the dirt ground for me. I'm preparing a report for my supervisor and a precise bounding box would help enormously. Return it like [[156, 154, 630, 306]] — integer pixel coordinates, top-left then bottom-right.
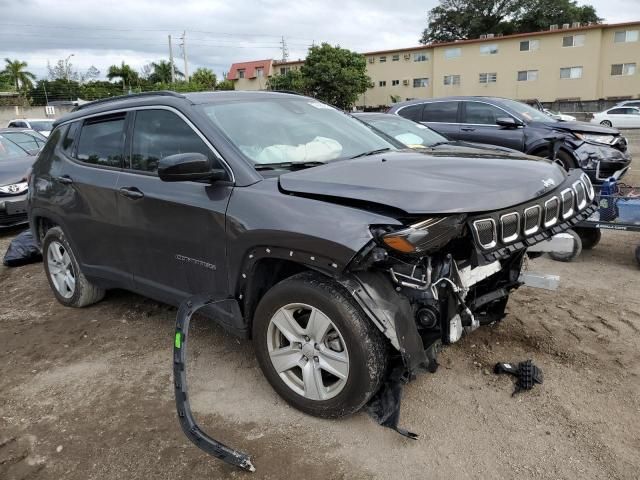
[[1, 132, 639, 480]]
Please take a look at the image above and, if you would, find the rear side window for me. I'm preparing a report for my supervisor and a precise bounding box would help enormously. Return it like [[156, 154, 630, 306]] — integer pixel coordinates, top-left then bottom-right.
[[422, 101, 459, 122], [76, 114, 125, 167], [397, 104, 424, 122], [130, 109, 217, 173]]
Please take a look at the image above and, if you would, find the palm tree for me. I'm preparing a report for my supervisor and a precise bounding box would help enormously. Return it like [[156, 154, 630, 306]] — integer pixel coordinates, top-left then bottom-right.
[[149, 60, 183, 84], [191, 67, 217, 89], [107, 62, 139, 92], [1, 58, 36, 91]]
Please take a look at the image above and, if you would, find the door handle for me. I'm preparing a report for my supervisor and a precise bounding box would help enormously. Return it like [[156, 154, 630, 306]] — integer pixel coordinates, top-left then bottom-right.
[[461, 127, 476, 132], [118, 186, 144, 200], [53, 175, 73, 185]]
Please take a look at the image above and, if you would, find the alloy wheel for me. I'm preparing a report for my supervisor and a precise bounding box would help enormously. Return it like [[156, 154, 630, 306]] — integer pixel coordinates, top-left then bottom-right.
[[266, 303, 349, 401], [47, 241, 76, 299]]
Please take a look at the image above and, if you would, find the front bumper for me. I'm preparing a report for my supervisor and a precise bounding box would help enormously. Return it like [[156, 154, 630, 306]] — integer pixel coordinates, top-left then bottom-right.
[[573, 142, 632, 183], [0, 194, 28, 228]]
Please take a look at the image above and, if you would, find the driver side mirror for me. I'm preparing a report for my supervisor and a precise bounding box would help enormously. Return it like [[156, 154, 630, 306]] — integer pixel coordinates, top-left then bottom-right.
[[496, 117, 522, 128], [158, 153, 226, 182]]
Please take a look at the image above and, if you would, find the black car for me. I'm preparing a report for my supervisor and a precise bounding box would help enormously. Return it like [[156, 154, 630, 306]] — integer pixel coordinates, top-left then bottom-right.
[[388, 96, 631, 182], [0, 132, 37, 228], [28, 91, 594, 418]]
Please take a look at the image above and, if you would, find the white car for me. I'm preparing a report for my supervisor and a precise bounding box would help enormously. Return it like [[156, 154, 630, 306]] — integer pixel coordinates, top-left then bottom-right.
[[543, 108, 576, 122], [591, 106, 640, 128], [7, 118, 54, 137]]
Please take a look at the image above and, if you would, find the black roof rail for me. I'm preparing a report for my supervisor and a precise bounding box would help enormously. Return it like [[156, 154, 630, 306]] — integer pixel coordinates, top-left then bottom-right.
[[73, 90, 187, 112]]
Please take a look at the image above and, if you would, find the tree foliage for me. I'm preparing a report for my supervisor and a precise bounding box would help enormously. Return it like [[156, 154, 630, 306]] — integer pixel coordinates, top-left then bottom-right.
[[215, 79, 235, 91], [47, 59, 78, 81], [300, 43, 370, 109], [191, 67, 217, 89], [149, 60, 183, 84], [420, 0, 601, 44], [107, 61, 140, 91], [267, 69, 306, 93], [1, 58, 36, 91]]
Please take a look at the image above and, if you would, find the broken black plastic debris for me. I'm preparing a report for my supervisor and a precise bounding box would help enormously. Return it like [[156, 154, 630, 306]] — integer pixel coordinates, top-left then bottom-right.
[[494, 360, 544, 396]]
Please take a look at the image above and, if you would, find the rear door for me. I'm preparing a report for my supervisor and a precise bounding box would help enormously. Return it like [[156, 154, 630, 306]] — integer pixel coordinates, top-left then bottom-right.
[[607, 108, 628, 127], [458, 101, 524, 151], [420, 101, 461, 139], [116, 107, 233, 306]]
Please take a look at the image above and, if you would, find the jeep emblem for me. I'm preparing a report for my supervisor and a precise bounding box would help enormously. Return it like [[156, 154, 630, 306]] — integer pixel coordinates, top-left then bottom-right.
[[541, 178, 555, 189]]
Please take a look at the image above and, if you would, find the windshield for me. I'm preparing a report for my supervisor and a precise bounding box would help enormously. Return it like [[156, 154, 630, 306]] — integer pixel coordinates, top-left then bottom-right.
[[361, 115, 447, 147], [29, 120, 53, 131], [200, 97, 396, 166], [500, 99, 556, 123], [0, 135, 29, 158]]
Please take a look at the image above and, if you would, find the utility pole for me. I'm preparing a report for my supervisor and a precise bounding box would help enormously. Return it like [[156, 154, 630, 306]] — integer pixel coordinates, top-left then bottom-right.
[[180, 31, 189, 82], [168, 34, 176, 83], [280, 36, 289, 62]]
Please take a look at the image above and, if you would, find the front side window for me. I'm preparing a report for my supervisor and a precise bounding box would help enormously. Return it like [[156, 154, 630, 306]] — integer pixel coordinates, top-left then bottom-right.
[[75, 114, 125, 167], [130, 109, 218, 173], [443, 74, 461, 85], [413, 53, 428, 62], [422, 101, 459, 123], [413, 78, 429, 87], [200, 98, 395, 166], [563, 34, 585, 47], [480, 44, 498, 55], [560, 66, 583, 79], [464, 102, 505, 124], [517, 70, 539, 81], [611, 63, 636, 76], [614, 30, 639, 43], [444, 48, 461, 59], [479, 72, 497, 83]]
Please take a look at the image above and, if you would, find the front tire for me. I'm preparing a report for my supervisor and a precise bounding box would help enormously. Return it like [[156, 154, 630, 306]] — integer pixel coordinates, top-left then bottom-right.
[[549, 229, 582, 262], [600, 120, 612, 127], [42, 227, 105, 307], [252, 272, 388, 418]]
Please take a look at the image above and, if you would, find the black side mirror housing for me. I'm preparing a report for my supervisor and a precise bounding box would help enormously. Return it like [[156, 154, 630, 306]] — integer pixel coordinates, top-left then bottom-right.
[[496, 117, 522, 128], [158, 153, 226, 182]]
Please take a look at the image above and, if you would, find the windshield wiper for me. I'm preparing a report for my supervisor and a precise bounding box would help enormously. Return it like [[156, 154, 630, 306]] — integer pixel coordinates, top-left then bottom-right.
[[254, 161, 327, 171], [350, 147, 392, 159]]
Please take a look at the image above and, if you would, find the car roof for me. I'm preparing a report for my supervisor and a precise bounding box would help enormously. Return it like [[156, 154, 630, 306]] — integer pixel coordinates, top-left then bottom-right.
[[390, 96, 515, 109], [53, 90, 308, 127], [9, 118, 51, 122]]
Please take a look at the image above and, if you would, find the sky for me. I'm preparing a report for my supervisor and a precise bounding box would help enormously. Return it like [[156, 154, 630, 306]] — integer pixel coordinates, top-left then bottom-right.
[[2, 0, 639, 82]]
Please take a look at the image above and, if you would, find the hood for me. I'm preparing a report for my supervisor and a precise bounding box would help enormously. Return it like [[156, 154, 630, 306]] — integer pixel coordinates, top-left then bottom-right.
[[279, 151, 566, 214], [547, 120, 619, 135], [0, 154, 34, 185], [429, 140, 522, 155]]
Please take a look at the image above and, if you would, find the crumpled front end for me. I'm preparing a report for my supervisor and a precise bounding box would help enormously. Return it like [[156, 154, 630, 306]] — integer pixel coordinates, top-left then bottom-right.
[[341, 169, 596, 377]]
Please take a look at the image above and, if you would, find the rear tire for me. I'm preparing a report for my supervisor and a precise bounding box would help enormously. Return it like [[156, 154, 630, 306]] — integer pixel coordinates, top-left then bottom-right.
[[252, 271, 388, 418], [574, 227, 601, 250], [600, 120, 612, 127], [42, 227, 105, 307], [549, 229, 582, 262]]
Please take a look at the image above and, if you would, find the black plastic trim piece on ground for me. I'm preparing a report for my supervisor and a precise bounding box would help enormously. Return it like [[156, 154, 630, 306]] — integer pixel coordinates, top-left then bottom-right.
[[174, 294, 256, 473]]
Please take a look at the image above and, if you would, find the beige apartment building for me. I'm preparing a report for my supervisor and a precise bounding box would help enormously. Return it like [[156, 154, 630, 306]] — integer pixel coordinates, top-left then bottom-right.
[[227, 21, 640, 108]]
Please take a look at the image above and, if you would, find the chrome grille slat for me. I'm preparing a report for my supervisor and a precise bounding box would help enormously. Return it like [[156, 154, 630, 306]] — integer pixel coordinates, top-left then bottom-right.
[[473, 219, 497, 249], [560, 188, 574, 219], [544, 196, 560, 227], [580, 173, 595, 200], [523, 205, 541, 235], [500, 212, 519, 243], [573, 181, 587, 209]]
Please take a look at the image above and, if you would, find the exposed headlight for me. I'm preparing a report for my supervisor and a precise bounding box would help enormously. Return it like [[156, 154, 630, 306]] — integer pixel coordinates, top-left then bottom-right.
[[0, 181, 28, 195], [373, 215, 466, 254], [574, 133, 616, 145]]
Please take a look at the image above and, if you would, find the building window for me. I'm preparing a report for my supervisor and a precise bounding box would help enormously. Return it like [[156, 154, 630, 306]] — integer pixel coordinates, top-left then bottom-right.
[[379, 80, 386, 87], [391, 79, 400, 86], [443, 74, 461, 85], [280, 67, 290, 75], [517, 70, 538, 81], [562, 34, 585, 47], [238, 69, 245, 79], [444, 48, 461, 59], [255, 67, 264, 78], [413, 78, 429, 87], [368, 57, 375, 64], [611, 63, 637, 76], [560, 66, 583, 79], [479, 44, 498, 55], [519, 39, 539, 51], [392, 54, 400, 61], [379, 56, 387, 63], [614, 30, 639, 43], [413, 52, 428, 62], [479, 72, 497, 83]]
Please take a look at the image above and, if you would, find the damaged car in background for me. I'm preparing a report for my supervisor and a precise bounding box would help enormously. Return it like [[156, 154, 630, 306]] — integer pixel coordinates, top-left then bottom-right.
[[28, 91, 596, 427]]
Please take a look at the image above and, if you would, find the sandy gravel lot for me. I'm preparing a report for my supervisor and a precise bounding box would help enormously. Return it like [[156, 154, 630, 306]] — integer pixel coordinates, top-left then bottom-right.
[[1, 132, 639, 479]]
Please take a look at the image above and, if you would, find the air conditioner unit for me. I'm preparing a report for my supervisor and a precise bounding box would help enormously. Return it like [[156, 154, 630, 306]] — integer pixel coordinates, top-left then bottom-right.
[[572, 22, 581, 28], [479, 34, 487, 39], [404, 53, 411, 60], [402, 79, 409, 86], [550, 24, 558, 30], [562, 23, 570, 29], [487, 33, 494, 38]]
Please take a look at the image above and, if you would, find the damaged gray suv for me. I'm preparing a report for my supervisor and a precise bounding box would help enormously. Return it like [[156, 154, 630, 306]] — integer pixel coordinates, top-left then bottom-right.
[[28, 91, 595, 419]]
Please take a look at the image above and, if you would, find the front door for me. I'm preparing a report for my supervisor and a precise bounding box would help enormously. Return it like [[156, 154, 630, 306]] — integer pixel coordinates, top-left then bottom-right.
[[116, 107, 233, 305], [458, 101, 525, 151]]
